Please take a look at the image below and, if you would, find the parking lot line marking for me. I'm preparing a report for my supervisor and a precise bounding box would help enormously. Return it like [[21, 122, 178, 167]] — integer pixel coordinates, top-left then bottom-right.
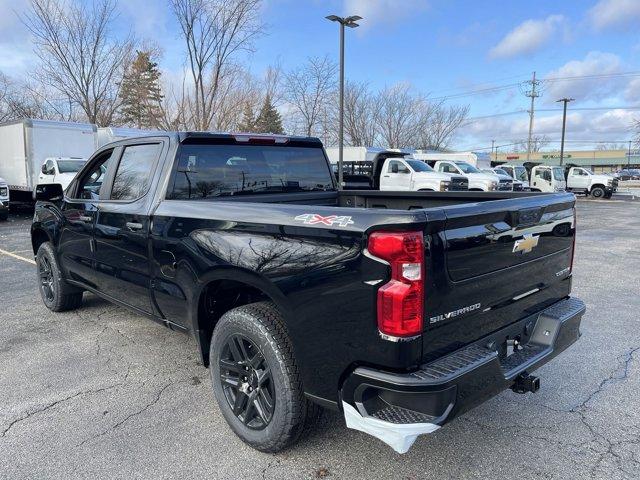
[[0, 247, 36, 265]]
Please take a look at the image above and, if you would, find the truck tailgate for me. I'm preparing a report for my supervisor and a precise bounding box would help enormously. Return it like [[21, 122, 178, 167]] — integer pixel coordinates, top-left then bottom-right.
[[422, 193, 576, 361]]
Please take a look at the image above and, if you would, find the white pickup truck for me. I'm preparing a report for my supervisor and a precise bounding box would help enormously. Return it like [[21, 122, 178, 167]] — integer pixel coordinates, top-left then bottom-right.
[[527, 165, 567, 193], [0, 176, 8, 220], [497, 164, 531, 190], [379, 157, 468, 191], [565, 166, 617, 199], [431, 160, 506, 191], [37, 157, 87, 192]]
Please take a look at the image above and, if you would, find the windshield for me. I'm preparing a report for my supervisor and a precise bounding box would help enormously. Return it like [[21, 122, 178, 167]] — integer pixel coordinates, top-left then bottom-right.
[[57, 160, 86, 173], [582, 168, 594, 175], [406, 160, 433, 172], [493, 168, 508, 176], [455, 162, 481, 174], [513, 166, 528, 182], [553, 167, 565, 181], [168, 144, 335, 199]]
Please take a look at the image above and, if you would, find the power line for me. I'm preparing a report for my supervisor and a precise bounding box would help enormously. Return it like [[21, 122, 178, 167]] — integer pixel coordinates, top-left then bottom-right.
[[429, 71, 640, 102], [463, 105, 640, 123], [461, 139, 636, 151]]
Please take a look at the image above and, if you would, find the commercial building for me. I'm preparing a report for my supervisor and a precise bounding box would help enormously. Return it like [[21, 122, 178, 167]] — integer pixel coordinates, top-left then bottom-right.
[[495, 149, 640, 172]]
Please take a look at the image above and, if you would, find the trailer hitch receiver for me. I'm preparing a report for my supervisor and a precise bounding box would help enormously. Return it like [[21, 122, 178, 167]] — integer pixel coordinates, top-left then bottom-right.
[[510, 372, 540, 394]]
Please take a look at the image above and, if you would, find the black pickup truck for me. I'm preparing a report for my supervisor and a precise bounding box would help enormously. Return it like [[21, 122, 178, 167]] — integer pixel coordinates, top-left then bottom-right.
[[31, 132, 584, 453]]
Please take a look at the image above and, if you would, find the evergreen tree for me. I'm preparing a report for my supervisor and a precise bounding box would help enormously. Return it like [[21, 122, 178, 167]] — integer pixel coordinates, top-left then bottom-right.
[[237, 101, 256, 132], [119, 50, 163, 128], [254, 94, 284, 134]]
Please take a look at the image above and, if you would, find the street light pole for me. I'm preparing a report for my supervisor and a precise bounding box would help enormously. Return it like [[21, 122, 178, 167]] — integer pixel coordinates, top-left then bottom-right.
[[629, 140, 632, 168], [326, 14, 361, 190], [556, 97, 574, 166]]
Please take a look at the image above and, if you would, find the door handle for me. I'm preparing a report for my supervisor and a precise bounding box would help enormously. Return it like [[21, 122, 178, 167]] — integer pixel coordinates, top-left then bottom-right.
[[126, 222, 143, 231], [79, 215, 92, 223]]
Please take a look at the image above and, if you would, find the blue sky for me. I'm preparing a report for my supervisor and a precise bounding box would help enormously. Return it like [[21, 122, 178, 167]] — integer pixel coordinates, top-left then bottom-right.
[[2, 0, 640, 150]]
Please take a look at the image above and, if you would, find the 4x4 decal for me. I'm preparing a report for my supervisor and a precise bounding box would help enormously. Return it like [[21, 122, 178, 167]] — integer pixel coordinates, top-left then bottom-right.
[[294, 213, 354, 227]]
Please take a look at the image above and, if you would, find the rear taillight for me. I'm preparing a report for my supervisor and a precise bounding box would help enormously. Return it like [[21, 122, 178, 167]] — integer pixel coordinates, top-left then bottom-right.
[[570, 208, 576, 273], [368, 231, 424, 338]]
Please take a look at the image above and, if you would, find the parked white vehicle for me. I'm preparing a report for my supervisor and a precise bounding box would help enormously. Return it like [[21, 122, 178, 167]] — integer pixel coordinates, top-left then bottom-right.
[[380, 157, 468, 191], [37, 157, 87, 191], [528, 165, 566, 193], [0, 176, 9, 220], [566, 166, 617, 199], [482, 168, 526, 191], [431, 160, 503, 191], [497, 164, 530, 190], [0, 119, 96, 202]]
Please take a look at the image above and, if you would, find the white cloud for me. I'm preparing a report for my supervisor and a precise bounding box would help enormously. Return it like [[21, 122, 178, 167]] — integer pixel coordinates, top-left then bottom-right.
[[489, 15, 564, 59], [543, 51, 623, 103], [342, 0, 428, 29], [461, 108, 635, 148], [587, 0, 640, 30], [624, 77, 640, 102]]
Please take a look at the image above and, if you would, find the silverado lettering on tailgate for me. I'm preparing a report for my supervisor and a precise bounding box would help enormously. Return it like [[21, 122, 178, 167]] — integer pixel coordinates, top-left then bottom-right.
[[429, 303, 482, 324]]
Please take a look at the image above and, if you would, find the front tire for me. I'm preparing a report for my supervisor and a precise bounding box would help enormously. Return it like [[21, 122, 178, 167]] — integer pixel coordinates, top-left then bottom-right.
[[36, 242, 83, 312], [591, 186, 605, 198], [209, 302, 318, 452]]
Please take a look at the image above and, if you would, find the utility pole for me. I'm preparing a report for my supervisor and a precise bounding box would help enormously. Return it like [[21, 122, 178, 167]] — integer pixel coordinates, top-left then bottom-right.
[[326, 14, 362, 190], [524, 71, 540, 162], [629, 140, 633, 168], [491, 139, 495, 164], [556, 97, 574, 166]]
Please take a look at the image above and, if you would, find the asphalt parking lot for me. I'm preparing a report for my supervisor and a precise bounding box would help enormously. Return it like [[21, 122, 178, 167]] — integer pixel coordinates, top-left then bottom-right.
[[1, 195, 639, 480]]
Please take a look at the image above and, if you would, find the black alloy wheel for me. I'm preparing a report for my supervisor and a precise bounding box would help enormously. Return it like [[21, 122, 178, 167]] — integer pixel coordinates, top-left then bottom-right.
[[219, 334, 275, 430], [38, 255, 55, 303]]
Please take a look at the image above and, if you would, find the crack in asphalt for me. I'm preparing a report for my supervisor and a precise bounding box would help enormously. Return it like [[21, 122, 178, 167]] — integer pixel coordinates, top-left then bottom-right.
[[74, 380, 183, 448], [463, 346, 640, 479], [261, 456, 281, 480], [1, 381, 124, 438]]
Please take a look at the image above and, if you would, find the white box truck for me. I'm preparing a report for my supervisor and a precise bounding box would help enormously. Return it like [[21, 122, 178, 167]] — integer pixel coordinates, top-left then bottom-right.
[[0, 119, 97, 202]]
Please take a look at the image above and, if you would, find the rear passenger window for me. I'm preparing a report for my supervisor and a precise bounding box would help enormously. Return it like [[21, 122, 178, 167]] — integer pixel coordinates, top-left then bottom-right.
[[111, 144, 161, 200]]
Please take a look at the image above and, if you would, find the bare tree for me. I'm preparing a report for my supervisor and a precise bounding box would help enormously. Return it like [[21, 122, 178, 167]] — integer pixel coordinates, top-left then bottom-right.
[[376, 83, 425, 149], [22, 0, 134, 126], [0, 73, 13, 122], [0, 72, 82, 122], [171, 0, 263, 131], [595, 142, 628, 150], [418, 102, 469, 150], [283, 56, 337, 137], [343, 81, 381, 147], [512, 135, 550, 152]]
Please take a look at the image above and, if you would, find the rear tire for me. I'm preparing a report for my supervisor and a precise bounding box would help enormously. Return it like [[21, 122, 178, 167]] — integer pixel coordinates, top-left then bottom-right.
[[36, 242, 83, 312], [209, 301, 319, 453], [591, 186, 605, 198], [0, 212, 7, 221]]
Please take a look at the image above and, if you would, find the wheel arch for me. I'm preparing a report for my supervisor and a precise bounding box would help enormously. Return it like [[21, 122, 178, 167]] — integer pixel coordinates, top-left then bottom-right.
[[31, 227, 52, 256], [192, 269, 292, 367]]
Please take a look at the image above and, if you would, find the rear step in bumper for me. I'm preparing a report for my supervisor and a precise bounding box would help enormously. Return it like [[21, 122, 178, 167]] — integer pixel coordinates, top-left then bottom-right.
[[341, 297, 586, 453]]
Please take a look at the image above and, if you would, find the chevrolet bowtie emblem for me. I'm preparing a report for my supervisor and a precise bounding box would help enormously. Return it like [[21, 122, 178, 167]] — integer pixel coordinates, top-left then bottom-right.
[[513, 233, 539, 254]]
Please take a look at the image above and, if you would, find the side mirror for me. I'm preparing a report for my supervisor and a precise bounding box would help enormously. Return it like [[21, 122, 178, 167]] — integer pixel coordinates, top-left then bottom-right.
[[391, 163, 399, 173], [34, 183, 64, 202]]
